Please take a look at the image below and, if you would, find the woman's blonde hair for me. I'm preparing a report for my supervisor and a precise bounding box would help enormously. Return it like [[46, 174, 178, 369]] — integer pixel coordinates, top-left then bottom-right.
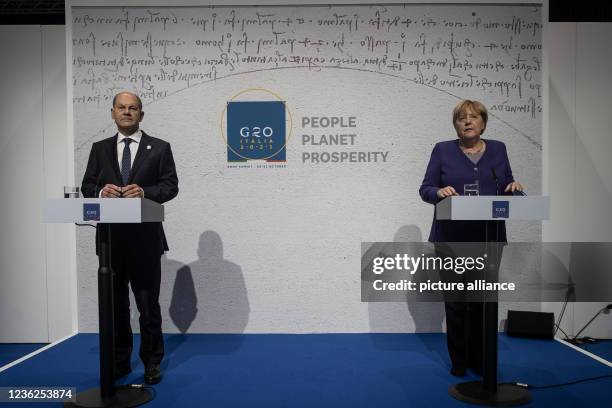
[[452, 100, 488, 127]]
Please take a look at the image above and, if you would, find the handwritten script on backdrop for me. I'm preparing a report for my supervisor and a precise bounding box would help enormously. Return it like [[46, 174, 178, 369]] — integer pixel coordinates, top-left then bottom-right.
[[72, 5, 541, 134]]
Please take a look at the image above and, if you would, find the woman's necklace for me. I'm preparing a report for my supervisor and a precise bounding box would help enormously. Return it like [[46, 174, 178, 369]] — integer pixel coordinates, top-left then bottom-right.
[[460, 139, 485, 155]]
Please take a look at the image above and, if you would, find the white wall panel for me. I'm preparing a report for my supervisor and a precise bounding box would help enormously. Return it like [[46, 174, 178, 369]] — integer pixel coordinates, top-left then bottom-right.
[[42, 26, 75, 342], [0, 25, 72, 343], [573, 23, 612, 340], [543, 22, 612, 340], [0, 27, 48, 342]]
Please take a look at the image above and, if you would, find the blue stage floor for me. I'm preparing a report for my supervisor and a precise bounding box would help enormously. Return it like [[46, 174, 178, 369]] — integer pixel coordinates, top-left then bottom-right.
[[580, 340, 612, 364], [1, 333, 610, 407], [0, 344, 47, 369]]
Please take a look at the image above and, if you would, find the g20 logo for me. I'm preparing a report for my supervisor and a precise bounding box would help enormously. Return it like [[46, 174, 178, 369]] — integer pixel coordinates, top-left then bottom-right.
[[492, 201, 510, 218], [240, 127, 274, 138], [223, 89, 291, 163]]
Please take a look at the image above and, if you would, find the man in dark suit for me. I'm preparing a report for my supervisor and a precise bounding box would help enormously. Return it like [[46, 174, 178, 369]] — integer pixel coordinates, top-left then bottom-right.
[[81, 91, 179, 385]]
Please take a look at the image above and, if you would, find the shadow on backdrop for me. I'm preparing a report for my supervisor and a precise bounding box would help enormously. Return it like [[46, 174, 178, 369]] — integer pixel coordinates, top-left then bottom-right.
[[164, 257, 197, 334], [159, 231, 250, 371], [189, 231, 250, 336], [365, 225, 446, 365]]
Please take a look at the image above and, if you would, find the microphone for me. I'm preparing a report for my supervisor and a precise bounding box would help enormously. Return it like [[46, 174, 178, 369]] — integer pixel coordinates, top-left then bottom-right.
[[491, 168, 499, 195], [94, 167, 105, 197]]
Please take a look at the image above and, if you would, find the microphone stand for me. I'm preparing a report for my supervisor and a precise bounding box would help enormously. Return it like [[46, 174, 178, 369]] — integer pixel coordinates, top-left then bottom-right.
[[554, 281, 575, 338]]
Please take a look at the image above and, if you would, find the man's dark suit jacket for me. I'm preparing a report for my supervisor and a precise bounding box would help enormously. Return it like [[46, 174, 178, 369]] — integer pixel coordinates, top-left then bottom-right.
[[81, 131, 179, 256]]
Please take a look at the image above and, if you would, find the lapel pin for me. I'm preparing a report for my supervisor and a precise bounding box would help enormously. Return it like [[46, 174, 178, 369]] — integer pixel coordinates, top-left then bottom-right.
[[147, 145, 152, 150]]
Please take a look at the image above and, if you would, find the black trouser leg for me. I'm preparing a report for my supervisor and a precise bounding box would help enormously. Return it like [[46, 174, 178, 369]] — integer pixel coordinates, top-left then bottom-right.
[[445, 301, 468, 368], [445, 301, 484, 371], [130, 256, 164, 366]]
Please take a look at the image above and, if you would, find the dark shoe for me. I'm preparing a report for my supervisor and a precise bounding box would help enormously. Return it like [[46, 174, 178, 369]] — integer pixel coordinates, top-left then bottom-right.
[[450, 365, 466, 377], [115, 366, 132, 380], [144, 364, 162, 385]]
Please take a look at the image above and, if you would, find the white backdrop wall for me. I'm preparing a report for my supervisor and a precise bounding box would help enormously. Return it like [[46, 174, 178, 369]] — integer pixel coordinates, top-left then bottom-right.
[[69, 3, 543, 333], [543, 23, 612, 339], [43, 26, 76, 343], [0, 25, 73, 343]]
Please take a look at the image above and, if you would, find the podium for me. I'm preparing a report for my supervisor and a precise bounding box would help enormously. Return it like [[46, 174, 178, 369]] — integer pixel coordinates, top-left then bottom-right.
[[436, 195, 549, 406], [44, 198, 164, 408], [436, 196, 549, 221]]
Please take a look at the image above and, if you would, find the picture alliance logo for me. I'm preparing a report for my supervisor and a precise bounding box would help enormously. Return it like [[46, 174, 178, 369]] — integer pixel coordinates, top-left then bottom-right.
[[223, 89, 292, 163]]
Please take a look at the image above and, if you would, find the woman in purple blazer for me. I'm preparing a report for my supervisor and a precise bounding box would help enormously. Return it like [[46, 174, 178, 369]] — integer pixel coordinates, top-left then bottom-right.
[[419, 100, 523, 377]]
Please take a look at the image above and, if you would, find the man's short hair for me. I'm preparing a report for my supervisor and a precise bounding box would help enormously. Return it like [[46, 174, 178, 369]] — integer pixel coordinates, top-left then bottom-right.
[[112, 92, 143, 110]]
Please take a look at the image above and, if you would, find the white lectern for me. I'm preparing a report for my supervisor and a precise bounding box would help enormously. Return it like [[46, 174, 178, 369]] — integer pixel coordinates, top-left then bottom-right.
[[44, 198, 164, 223], [436, 195, 549, 406], [44, 198, 164, 408], [436, 196, 549, 221]]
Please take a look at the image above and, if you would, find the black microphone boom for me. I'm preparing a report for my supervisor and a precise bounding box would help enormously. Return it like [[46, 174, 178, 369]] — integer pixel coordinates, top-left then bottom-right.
[[94, 167, 105, 197], [491, 168, 499, 195]]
